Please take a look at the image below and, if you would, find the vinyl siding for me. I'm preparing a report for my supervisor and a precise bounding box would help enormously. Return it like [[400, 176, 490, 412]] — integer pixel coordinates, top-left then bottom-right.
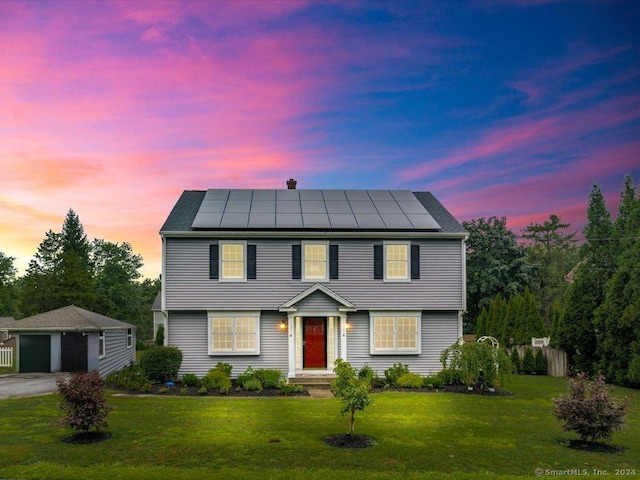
[[165, 238, 463, 311], [168, 311, 288, 378], [295, 291, 340, 311], [98, 329, 136, 378], [345, 311, 459, 376]]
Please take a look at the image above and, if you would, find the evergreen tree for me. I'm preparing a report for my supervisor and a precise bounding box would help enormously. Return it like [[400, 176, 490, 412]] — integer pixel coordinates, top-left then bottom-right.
[[476, 306, 488, 337], [0, 252, 19, 317], [522, 348, 536, 374], [534, 348, 547, 375], [510, 348, 521, 374]]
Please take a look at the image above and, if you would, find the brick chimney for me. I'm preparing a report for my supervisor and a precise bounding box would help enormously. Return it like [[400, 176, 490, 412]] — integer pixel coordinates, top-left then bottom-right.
[[287, 178, 297, 189]]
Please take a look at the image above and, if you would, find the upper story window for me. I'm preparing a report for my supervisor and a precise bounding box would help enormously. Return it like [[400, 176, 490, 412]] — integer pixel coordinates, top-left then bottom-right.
[[208, 311, 260, 355], [374, 242, 420, 281], [303, 242, 328, 281], [210, 242, 256, 281]]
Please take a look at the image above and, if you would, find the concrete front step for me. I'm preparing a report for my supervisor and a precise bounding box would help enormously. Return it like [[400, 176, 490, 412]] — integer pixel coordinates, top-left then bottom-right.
[[291, 375, 336, 389]]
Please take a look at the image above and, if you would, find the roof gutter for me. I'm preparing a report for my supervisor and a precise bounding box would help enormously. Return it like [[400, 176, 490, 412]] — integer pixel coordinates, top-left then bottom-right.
[[160, 230, 468, 240]]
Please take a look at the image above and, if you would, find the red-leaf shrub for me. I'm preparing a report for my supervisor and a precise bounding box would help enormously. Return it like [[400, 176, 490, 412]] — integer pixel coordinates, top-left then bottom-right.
[[57, 371, 112, 433], [553, 373, 628, 443]]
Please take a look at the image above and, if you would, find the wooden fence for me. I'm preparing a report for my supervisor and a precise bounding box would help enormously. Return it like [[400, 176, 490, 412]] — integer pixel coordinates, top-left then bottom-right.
[[514, 345, 567, 377], [0, 347, 13, 367]]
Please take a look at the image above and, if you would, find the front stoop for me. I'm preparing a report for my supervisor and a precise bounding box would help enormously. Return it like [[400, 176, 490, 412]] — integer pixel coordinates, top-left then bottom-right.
[[291, 375, 336, 390], [307, 388, 334, 398]]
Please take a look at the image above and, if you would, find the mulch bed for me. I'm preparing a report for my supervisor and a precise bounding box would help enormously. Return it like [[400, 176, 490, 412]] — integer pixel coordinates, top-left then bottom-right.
[[62, 431, 112, 445], [108, 382, 310, 397], [324, 434, 377, 449], [566, 439, 625, 454]]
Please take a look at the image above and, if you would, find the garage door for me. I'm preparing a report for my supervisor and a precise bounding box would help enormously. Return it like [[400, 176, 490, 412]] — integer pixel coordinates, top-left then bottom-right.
[[19, 335, 51, 373], [61, 332, 88, 372]]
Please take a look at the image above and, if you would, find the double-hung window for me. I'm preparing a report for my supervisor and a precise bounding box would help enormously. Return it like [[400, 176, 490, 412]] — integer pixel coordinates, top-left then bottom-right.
[[98, 331, 105, 358], [208, 312, 260, 355], [374, 242, 419, 281], [303, 242, 328, 281], [370, 312, 421, 354], [127, 328, 133, 348], [220, 242, 246, 281]]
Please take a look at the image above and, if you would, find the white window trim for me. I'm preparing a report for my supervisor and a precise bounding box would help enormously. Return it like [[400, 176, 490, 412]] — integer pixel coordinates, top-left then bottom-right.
[[126, 328, 133, 349], [208, 311, 260, 356], [219, 241, 247, 282], [302, 241, 329, 282], [370, 311, 421, 355], [383, 241, 411, 282], [98, 331, 106, 358]]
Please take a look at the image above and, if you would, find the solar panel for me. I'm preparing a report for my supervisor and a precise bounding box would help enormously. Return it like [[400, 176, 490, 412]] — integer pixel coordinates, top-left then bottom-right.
[[191, 189, 442, 230]]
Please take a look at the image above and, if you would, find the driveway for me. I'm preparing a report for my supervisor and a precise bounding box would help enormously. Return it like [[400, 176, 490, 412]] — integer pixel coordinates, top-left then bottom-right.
[[0, 373, 62, 400]]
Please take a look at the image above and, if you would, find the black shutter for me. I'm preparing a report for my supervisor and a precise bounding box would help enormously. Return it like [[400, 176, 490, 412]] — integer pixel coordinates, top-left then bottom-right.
[[247, 244, 257, 279], [209, 244, 219, 279], [373, 244, 383, 279], [292, 245, 301, 279], [329, 244, 339, 279], [411, 244, 420, 279]]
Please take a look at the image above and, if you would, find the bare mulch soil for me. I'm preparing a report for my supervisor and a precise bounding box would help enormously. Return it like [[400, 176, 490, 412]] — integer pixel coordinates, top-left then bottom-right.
[[324, 434, 377, 449], [109, 382, 309, 397], [62, 431, 112, 445]]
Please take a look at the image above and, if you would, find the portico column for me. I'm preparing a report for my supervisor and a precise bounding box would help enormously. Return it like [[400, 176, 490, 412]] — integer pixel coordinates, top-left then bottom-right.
[[340, 313, 348, 362], [287, 313, 296, 379]]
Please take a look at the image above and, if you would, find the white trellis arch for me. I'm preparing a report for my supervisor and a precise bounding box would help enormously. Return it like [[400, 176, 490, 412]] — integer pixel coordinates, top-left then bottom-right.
[[477, 335, 499, 349]]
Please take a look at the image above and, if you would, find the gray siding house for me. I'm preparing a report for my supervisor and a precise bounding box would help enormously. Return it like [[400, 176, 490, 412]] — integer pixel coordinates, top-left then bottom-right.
[[160, 186, 467, 379]]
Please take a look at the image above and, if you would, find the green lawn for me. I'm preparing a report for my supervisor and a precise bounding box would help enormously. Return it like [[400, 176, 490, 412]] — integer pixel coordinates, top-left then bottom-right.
[[0, 376, 637, 480]]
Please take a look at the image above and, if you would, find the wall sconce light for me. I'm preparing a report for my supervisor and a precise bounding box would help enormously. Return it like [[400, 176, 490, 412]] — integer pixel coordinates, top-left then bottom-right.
[[279, 320, 287, 330], [345, 322, 351, 330]]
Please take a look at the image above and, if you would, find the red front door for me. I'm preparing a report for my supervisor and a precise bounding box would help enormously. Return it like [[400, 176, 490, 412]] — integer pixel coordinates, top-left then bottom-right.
[[303, 317, 327, 369]]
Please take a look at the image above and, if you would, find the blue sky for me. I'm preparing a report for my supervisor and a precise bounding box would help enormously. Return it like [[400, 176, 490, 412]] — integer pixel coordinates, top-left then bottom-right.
[[0, 0, 638, 277]]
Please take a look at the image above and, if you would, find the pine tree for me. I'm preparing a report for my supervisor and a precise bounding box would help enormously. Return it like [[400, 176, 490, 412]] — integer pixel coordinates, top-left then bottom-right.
[[510, 348, 521, 374], [522, 348, 536, 375], [534, 348, 547, 375]]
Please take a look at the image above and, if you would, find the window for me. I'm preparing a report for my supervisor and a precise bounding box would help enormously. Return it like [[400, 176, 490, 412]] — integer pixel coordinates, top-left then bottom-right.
[[208, 312, 260, 355], [98, 331, 105, 358], [370, 312, 421, 354], [127, 328, 133, 348], [374, 242, 419, 281], [221, 242, 246, 280], [303, 242, 328, 281]]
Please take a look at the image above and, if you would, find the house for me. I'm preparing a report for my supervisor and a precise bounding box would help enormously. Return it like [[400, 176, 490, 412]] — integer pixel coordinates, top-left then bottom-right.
[[159, 183, 467, 379], [4, 305, 135, 376]]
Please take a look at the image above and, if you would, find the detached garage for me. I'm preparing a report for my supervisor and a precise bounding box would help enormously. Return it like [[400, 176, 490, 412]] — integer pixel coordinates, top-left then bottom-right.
[[7, 305, 136, 377]]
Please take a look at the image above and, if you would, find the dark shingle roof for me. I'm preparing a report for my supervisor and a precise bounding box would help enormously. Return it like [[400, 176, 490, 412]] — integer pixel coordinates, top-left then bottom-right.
[[0, 317, 16, 328], [7, 306, 135, 332], [160, 189, 466, 235]]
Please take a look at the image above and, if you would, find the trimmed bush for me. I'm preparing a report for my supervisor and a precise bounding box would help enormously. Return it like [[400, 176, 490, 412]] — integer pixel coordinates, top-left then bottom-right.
[[397, 372, 423, 388], [242, 376, 263, 392], [182, 373, 199, 387], [435, 368, 462, 386], [358, 365, 377, 385], [139, 346, 183, 383], [255, 369, 285, 389], [510, 348, 521, 374], [215, 362, 233, 378], [57, 371, 112, 433], [423, 374, 444, 389], [281, 383, 303, 395], [202, 366, 232, 394], [535, 348, 547, 375], [553, 373, 628, 443], [522, 348, 536, 375], [237, 366, 257, 386], [384, 363, 410, 387]]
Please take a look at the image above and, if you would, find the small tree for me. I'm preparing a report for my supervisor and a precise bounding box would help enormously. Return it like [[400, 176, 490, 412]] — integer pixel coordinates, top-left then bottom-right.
[[510, 348, 521, 374], [522, 348, 536, 374], [553, 373, 628, 443], [332, 359, 373, 436], [535, 348, 547, 375], [155, 324, 165, 346], [57, 371, 112, 433]]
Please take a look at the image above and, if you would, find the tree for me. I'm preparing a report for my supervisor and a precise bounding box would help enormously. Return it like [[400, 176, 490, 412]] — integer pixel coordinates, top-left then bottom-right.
[[555, 185, 614, 374], [57, 371, 112, 434], [0, 252, 19, 317], [521, 214, 578, 330], [463, 217, 536, 332], [331, 359, 373, 436]]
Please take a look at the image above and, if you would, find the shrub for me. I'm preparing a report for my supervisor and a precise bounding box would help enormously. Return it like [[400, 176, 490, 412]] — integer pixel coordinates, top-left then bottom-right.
[[521, 348, 536, 375], [237, 366, 257, 386], [535, 349, 547, 375], [242, 376, 263, 392], [202, 368, 232, 394], [281, 383, 303, 395], [358, 365, 377, 385], [255, 369, 285, 389], [155, 325, 165, 347], [105, 364, 149, 390], [397, 372, 423, 388], [384, 363, 410, 387], [56, 371, 112, 433], [435, 368, 462, 386], [510, 348, 521, 374], [215, 362, 233, 378], [441, 340, 515, 389], [553, 373, 628, 443], [182, 373, 199, 387], [423, 374, 444, 389], [332, 359, 373, 436], [139, 346, 183, 383], [198, 386, 208, 395]]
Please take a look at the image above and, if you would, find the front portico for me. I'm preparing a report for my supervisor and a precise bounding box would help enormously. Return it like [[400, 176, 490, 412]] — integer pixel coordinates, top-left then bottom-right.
[[279, 283, 356, 379]]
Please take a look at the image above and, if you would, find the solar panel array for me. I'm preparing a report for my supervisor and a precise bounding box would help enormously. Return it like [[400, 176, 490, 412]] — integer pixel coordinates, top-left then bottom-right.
[[191, 189, 441, 230]]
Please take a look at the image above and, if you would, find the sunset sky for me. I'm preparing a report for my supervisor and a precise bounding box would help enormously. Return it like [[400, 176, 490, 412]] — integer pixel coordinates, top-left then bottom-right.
[[1, 0, 638, 279]]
